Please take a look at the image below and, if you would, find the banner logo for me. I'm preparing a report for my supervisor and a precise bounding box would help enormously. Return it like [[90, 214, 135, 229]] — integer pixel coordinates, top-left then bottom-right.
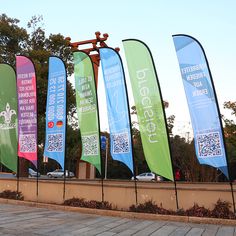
[[0, 103, 16, 129]]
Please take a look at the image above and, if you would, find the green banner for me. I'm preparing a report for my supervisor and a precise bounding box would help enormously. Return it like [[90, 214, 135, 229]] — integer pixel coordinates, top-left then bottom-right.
[[74, 52, 101, 174], [0, 64, 18, 172], [123, 39, 173, 181]]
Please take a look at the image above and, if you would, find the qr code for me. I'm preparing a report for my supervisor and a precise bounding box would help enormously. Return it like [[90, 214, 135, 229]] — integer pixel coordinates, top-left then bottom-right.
[[197, 132, 222, 157], [82, 134, 98, 156], [47, 133, 63, 152], [112, 132, 130, 154], [19, 134, 36, 153]]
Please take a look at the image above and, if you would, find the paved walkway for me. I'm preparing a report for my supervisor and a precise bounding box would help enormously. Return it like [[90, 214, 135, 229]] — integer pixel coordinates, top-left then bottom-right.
[[0, 203, 235, 236]]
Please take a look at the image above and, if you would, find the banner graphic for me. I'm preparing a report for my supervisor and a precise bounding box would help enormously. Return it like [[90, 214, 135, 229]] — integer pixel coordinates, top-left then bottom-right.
[[173, 34, 228, 178], [74, 52, 101, 173], [100, 48, 133, 173], [16, 56, 38, 167], [43, 56, 67, 169], [0, 64, 18, 172], [123, 39, 173, 181]]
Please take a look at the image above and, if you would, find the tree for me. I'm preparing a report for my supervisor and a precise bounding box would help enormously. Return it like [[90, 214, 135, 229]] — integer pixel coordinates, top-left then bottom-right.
[[170, 135, 218, 182], [223, 101, 236, 180], [0, 14, 28, 65], [0, 14, 77, 174], [130, 103, 221, 182]]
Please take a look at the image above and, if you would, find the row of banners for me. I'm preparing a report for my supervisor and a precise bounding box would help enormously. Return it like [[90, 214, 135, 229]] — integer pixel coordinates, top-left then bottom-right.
[[0, 35, 229, 180]]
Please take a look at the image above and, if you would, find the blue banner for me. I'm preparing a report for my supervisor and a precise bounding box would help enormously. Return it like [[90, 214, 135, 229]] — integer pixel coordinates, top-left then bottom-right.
[[173, 35, 228, 178], [100, 48, 133, 173], [44, 56, 67, 169]]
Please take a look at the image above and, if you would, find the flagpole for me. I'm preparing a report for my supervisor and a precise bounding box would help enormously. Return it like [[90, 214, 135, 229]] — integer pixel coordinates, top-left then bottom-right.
[[16, 156, 20, 197], [112, 48, 138, 205], [89, 54, 104, 202], [104, 137, 108, 179], [174, 34, 235, 214], [195, 36, 236, 214], [61, 56, 68, 202], [28, 55, 39, 199], [133, 39, 179, 210], [66, 33, 121, 203], [63, 79, 67, 202]]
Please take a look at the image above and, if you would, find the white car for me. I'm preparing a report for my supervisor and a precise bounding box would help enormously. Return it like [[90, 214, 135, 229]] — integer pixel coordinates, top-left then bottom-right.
[[131, 172, 163, 181], [47, 169, 75, 178]]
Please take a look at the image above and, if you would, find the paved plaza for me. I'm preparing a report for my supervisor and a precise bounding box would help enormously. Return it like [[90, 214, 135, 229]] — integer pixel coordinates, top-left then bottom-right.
[[0, 203, 235, 236]]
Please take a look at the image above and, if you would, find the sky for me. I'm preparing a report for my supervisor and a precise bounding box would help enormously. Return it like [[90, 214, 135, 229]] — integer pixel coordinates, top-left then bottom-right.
[[1, 0, 236, 138]]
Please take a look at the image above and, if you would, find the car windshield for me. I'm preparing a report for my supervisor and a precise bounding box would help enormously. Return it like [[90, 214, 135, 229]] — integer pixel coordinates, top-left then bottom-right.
[[139, 173, 146, 176]]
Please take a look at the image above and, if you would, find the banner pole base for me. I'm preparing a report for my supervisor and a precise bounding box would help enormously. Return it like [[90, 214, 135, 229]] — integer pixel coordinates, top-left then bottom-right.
[[174, 181, 179, 211], [229, 181, 236, 215]]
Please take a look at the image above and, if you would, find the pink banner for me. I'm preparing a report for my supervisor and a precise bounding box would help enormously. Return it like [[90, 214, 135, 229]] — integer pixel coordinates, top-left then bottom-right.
[[16, 56, 38, 167]]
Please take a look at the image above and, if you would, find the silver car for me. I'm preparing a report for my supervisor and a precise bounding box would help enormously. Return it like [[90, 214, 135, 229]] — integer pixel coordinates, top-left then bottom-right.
[[131, 172, 163, 181], [47, 169, 75, 178]]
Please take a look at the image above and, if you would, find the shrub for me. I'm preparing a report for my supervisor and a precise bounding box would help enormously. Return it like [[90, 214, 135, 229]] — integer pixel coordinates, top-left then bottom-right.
[[129, 200, 175, 215], [65, 198, 236, 220], [185, 203, 211, 217], [0, 190, 24, 200], [211, 199, 235, 219], [64, 197, 112, 210], [129, 199, 236, 219]]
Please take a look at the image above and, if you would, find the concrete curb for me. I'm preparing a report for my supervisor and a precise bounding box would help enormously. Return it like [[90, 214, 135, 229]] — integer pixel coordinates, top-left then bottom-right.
[[0, 198, 235, 226]]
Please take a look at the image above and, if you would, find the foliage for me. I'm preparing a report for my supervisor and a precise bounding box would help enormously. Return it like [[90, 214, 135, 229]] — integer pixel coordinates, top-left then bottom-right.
[[129, 200, 175, 215], [170, 136, 219, 182], [63, 197, 112, 210], [223, 101, 236, 180], [0, 190, 24, 200], [129, 199, 235, 219], [211, 199, 235, 219], [185, 203, 211, 217], [0, 14, 28, 65]]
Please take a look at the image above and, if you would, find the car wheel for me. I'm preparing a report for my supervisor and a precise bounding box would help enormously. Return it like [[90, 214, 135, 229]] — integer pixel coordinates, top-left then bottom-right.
[[151, 179, 155, 181], [48, 174, 52, 178]]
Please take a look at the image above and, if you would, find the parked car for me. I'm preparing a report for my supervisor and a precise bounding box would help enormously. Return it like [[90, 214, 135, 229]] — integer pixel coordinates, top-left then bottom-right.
[[47, 169, 75, 178], [29, 168, 40, 177], [131, 172, 163, 181]]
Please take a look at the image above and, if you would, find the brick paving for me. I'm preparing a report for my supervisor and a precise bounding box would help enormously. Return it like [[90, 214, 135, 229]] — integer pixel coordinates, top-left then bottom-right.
[[0, 203, 235, 235]]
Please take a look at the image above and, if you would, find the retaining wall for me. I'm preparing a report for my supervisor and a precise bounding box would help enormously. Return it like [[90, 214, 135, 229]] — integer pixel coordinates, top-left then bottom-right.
[[0, 178, 235, 211]]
